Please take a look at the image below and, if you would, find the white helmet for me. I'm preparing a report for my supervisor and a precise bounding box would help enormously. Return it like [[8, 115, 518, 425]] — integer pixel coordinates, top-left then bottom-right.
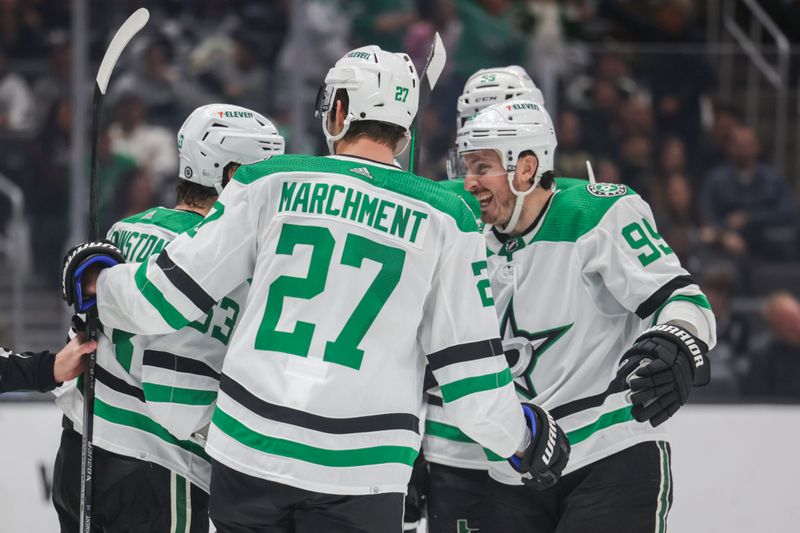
[[177, 104, 285, 193], [316, 45, 419, 154], [454, 99, 557, 233], [456, 66, 544, 127]]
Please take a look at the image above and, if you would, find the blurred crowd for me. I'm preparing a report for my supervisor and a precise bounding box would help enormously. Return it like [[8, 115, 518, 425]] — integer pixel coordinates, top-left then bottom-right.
[[0, 0, 798, 402]]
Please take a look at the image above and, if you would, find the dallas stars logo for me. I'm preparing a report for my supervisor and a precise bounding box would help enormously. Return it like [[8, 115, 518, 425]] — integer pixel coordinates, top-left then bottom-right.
[[500, 300, 573, 400], [587, 183, 628, 197]]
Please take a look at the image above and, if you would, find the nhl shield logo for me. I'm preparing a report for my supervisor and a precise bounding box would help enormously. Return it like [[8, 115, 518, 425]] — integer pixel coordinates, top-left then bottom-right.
[[587, 183, 627, 197]]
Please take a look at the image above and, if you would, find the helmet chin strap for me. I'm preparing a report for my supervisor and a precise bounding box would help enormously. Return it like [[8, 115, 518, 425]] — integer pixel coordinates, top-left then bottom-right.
[[496, 170, 540, 234], [322, 113, 354, 154]]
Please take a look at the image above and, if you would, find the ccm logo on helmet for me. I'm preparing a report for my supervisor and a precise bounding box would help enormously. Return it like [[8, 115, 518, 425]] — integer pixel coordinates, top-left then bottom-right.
[[475, 96, 498, 103], [216, 111, 254, 118], [647, 324, 705, 369]]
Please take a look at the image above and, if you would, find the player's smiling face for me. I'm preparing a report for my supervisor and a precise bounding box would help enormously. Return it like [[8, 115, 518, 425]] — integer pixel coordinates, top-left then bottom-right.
[[463, 150, 514, 226]]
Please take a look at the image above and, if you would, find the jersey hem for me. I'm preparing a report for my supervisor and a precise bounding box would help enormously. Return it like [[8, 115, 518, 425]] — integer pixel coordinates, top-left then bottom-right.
[[423, 451, 489, 471], [206, 444, 409, 496]]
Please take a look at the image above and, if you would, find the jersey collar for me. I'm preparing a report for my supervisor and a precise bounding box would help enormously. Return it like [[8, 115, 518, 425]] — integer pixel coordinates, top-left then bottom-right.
[[327, 154, 402, 171], [485, 192, 557, 260]]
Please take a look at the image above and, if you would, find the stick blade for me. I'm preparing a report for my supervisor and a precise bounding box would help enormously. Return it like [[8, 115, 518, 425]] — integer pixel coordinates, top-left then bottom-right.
[[96, 7, 150, 94], [425, 33, 446, 90]]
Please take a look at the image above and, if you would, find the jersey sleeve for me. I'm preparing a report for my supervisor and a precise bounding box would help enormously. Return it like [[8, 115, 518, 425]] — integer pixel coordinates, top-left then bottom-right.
[[96, 178, 260, 335], [578, 195, 716, 348], [418, 223, 526, 459], [0, 348, 57, 393]]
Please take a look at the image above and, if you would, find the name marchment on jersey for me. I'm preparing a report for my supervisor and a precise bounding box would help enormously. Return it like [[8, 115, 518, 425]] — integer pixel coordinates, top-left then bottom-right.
[[278, 179, 430, 247]]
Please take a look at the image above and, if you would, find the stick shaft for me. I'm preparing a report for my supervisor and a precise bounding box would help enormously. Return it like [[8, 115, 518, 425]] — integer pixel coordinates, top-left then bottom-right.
[[79, 83, 103, 533]]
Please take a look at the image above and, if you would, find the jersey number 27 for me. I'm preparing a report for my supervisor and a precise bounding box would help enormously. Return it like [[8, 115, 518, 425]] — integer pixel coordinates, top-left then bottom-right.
[[255, 223, 405, 370]]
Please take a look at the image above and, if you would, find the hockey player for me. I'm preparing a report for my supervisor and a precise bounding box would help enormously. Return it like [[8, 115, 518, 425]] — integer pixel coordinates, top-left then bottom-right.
[[0, 337, 95, 393], [449, 99, 715, 533], [52, 104, 284, 532], [424, 65, 550, 533], [61, 46, 569, 532]]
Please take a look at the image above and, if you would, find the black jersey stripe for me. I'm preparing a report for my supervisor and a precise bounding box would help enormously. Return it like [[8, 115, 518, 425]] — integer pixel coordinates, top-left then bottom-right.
[[426, 393, 443, 407], [220, 375, 420, 434], [635, 275, 696, 319], [143, 350, 220, 381], [156, 250, 216, 312], [96, 364, 145, 402], [427, 338, 504, 372], [549, 380, 627, 420]]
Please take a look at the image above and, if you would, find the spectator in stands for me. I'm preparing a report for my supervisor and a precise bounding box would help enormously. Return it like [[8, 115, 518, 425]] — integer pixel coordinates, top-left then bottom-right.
[[33, 32, 71, 129], [696, 265, 750, 399], [700, 126, 798, 259], [743, 291, 800, 400], [216, 35, 270, 113], [96, 130, 139, 233], [25, 97, 71, 283], [702, 102, 742, 171], [658, 136, 688, 180], [579, 79, 623, 156], [654, 173, 706, 268], [0, 0, 49, 58], [112, 36, 208, 128], [619, 97, 655, 140], [107, 92, 177, 204], [555, 110, 592, 180], [595, 157, 622, 184], [0, 44, 34, 133], [452, 0, 526, 83], [618, 134, 655, 199], [351, 0, 417, 52]]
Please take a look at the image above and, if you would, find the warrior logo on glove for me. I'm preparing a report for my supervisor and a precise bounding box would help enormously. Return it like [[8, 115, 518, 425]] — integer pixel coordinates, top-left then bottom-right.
[[617, 323, 710, 427]]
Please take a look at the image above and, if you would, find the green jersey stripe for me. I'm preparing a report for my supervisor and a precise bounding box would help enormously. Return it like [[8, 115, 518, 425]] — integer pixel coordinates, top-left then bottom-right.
[[565, 406, 634, 445], [134, 260, 192, 330], [440, 368, 513, 403], [120, 207, 203, 234], [142, 382, 218, 405], [651, 293, 712, 325], [425, 420, 476, 444], [94, 397, 210, 460], [173, 473, 188, 533], [212, 407, 419, 468]]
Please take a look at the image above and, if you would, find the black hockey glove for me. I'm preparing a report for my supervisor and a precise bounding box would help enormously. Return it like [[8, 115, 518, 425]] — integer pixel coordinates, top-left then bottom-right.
[[62, 240, 125, 313], [616, 323, 711, 427], [508, 403, 570, 490]]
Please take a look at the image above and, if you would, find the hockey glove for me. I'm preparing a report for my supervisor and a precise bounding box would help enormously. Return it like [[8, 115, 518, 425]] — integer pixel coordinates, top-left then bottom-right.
[[616, 323, 710, 427], [508, 403, 570, 490], [62, 241, 125, 313]]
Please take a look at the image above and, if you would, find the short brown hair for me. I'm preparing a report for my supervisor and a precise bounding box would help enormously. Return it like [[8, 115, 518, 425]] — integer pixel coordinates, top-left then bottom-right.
[[176, 180, 217, 208], [334, 89, 406, 150]]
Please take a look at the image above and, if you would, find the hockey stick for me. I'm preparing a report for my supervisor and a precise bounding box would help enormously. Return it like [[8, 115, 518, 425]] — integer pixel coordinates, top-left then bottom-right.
[[586, 160, 597, 184], [408, 32, 446, 175], [80, 8, 149, 533]]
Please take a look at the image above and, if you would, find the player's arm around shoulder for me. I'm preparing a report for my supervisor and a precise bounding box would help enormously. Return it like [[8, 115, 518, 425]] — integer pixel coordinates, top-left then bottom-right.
[[68, 168, 266, 336], [574, 185, 716, 426], [421, 217, 569, 487]]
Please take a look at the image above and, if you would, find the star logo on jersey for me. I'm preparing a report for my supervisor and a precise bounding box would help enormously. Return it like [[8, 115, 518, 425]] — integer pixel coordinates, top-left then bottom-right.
[[500, 300, 573, 400], [587, 183, 628, 197]]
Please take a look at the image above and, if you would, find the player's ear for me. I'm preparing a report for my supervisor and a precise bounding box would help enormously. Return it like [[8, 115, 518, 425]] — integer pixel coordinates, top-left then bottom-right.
[[515, 154, 539, 192]]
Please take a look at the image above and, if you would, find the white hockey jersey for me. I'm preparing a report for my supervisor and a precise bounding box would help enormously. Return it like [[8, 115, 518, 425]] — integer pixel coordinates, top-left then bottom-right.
[[93, 154, 527, 495], [55, 207, 249, 492], [424, 182, 716, 482]]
